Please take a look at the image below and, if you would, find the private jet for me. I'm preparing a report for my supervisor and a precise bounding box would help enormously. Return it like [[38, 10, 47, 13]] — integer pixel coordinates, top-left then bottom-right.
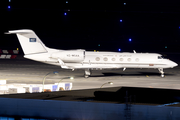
[[5, 29, 178, 78]]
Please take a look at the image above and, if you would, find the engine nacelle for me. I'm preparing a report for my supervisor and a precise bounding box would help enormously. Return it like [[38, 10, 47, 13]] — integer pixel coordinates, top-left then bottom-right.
[[51, 50, 85, 63]]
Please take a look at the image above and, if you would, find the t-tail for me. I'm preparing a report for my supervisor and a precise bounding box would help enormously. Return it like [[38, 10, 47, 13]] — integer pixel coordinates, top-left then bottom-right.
[[5, 29, 48, 55]]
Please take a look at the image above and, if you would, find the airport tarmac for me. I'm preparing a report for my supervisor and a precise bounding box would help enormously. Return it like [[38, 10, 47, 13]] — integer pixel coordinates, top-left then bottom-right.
[[0, 55, 180, 90]]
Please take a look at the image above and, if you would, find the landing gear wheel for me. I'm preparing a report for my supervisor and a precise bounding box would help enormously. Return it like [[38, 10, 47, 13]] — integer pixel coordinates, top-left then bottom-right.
[[84, 75, 89, 78], [84, 69, 91, 78], [158, 68, 165, 78], [161, 74, 165, 78]]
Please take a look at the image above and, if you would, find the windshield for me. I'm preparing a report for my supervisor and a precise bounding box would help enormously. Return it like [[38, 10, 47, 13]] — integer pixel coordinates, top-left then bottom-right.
[[158, 56, 163, 59]]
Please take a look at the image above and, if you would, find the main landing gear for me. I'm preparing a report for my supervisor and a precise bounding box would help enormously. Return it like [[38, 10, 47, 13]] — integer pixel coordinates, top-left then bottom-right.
[[158, 68, 165, 78], [84, 69, 91, 78]]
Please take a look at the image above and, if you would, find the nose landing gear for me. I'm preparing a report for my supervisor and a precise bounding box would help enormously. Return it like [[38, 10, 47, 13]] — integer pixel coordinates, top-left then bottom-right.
[[158, 68, 165, 77]]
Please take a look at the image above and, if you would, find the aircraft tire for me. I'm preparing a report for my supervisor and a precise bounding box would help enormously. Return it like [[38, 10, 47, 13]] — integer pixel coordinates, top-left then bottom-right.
[[84, 75, 89, 78], [161, 74, 165, 78]]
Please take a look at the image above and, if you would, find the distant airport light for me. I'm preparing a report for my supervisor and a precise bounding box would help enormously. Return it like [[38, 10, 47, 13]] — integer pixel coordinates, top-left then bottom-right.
[[165, 46, 167, 48], [129, 38, 132, 42], [70, 77, 74, 79], [9, 0, 11, 2], [8, 6, 10, 9], [53, 71, 59, 74], [118, 49, 121, 51], [64, 13, 67, 15], [124, 3, 126, 5], [42, 71, 59, 92], [66, 1, 68, 3], [98, 44, 100, 46], [120, 19, 122, 22]]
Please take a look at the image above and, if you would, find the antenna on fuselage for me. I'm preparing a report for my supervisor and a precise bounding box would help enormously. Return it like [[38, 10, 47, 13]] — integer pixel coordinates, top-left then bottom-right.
[[133, 50, 136, 53]]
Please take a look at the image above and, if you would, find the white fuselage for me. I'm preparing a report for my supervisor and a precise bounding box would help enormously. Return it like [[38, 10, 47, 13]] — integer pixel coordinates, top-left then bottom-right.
[[24, 49, 177, 70], [7, 29, 178, 77]]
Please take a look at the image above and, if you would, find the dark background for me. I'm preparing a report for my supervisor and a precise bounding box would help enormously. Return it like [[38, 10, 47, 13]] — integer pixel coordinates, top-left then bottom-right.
[[1, 0, 180, 53]]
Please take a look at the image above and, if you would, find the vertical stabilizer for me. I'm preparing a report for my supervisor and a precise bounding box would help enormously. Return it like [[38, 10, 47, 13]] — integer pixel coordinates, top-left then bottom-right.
[[6, 29, 47, 55]]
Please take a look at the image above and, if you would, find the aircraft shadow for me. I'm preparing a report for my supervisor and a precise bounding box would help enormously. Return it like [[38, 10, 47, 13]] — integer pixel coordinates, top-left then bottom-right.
[[90, 72, 175, 77]]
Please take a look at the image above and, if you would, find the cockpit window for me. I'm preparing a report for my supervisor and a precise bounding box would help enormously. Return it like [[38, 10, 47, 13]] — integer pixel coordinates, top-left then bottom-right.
[[158, 56, 163, 59]]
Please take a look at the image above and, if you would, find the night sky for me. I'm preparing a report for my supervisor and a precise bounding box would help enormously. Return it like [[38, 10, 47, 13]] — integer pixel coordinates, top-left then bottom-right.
[[1, 0, 180, 53]]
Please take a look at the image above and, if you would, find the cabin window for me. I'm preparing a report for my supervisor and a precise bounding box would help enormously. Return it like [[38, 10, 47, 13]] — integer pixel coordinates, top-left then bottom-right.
[[96, 57, 100, 61], [103, 57, 108, 61], [127, 58, 131, 62], [120, 58, 123, 61], [135, 58, 139, 62], [112, 58, 115, 61]]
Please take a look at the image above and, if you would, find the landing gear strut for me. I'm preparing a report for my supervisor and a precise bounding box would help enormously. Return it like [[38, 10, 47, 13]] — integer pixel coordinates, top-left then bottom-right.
[[84, 69, 91, 78], [158, 68, 165, 78]]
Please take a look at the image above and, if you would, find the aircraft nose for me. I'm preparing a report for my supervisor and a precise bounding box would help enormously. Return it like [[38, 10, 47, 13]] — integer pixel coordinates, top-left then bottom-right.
[[171, 61, 178, 67]]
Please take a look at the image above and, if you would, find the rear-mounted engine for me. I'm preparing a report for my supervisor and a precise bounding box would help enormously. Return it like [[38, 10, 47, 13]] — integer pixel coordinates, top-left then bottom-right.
[[51, 50, 85, 63]]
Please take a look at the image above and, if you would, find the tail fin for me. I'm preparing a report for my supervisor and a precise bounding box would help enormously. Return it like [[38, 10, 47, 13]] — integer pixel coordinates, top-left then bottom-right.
[[5, 29, 48, 55]]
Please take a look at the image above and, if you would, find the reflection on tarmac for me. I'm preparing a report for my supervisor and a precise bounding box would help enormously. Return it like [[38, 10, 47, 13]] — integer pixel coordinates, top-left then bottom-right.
[[0, 58, 180, 90]]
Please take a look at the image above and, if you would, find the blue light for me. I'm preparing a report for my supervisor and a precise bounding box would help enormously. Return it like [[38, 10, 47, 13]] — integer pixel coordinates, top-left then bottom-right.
[[53, 71, 59, 74], [179, 26, 180, 29], [98, 44, 100, 46], [8, 6, 10, 9], [66, 1, 68, 3], [129, 38, 132, 42], [124, 3, 126, 5], [165, 46, 167, 48], [118, 49, 121, 51], [120, 19, 122, 22], [9, 0, 11, 2], [64, 13, 67, 15]]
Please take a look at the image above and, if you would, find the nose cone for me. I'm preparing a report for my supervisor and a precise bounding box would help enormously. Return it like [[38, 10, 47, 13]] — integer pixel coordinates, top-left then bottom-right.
[[171, 61, 178, 68]]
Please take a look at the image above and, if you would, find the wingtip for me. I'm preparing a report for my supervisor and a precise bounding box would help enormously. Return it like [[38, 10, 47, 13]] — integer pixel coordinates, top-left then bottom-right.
[[4, 32, 10, 34]]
